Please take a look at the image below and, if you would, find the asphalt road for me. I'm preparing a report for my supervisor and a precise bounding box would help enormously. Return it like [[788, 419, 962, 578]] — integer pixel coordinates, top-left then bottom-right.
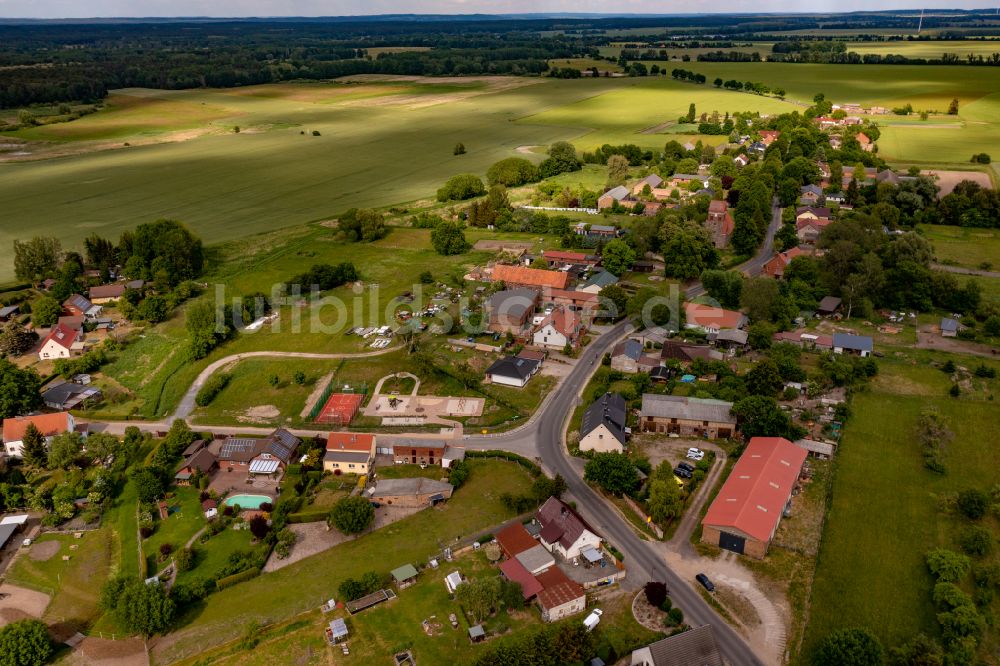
[[463, 201, 782, 665]]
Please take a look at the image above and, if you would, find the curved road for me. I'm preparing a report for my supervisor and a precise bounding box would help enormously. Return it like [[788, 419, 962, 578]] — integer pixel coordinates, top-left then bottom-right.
[[463, 201, 782, 666]]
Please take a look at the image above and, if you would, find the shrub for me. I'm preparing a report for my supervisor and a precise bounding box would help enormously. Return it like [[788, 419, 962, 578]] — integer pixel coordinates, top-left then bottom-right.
[[159, 543, 173, 557], [959, 526, 993, 556], [957, 489, 989, 519], [216, 568, 261, 590], [486, 157, 540, 187], [175, 547, 194, 572], [644, 581, 668, 608], [437, 174, 486, 202], [667, 607, 684, 625], [195, 373, 232, 406]]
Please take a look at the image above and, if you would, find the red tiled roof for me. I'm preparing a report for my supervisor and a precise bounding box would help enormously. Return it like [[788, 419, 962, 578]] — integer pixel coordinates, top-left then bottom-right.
[[548, 289, 599, 305], [543, 250, 594, 264], [701, 437, 808, 543], [42, 323, 79, 351], [499, 558, 544, 599], [325, 432, 374, 452], [2, 412, 71, 443], [720, 212, 735, 236], [796, 217, 833, 231], [685, 302, 745, 330], [89, 284, 125, 300], [708, 200, 727, 213], [763, 248, 807, 277], [538, 307, 582, 339], [492, 264, 569, 290], [535, 566, 584, 610], [496, 522, 538, 558], [857, 132, 871, 145]]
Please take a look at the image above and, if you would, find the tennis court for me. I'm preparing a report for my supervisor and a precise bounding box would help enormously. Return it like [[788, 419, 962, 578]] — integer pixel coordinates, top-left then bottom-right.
[[315, 393, 365, 425]]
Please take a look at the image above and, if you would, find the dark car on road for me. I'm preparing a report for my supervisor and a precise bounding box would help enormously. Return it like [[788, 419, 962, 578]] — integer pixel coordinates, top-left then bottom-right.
[[677, 461, 695, 472], [696, 573, 715, 592], [674, 466, 693, 479]]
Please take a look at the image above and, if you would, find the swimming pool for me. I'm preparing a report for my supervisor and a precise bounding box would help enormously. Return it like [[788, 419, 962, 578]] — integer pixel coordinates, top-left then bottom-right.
[[223, 494, 273, 510]]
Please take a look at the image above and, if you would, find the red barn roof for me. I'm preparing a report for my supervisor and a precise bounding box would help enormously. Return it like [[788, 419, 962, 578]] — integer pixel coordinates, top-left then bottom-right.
[[41, 323, 79, 352], [701, 437, 807, 543], [2, 412, 71, 443], [499, 558, 544, 600], [496, 522, 538, 558], [492, 264, 569, 290], [325, 432, 374, 452]]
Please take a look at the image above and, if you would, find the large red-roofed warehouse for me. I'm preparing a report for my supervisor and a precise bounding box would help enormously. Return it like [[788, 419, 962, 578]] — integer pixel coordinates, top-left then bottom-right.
[[700, 437, 807, 559]]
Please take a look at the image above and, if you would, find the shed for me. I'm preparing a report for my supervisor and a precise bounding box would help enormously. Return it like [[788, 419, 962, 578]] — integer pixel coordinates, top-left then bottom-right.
[[391, 563, 419, 589], [468, 625, 486, 642], [445, 571, 464, 594], [940, 318, 960, 337], [816, 296, 842, 316], [327, 618, 349, 644]]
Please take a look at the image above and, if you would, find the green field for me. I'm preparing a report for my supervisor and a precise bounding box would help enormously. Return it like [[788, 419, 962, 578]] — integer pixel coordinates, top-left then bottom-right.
[[802, 357, 1000, 659], [150, 458, 535, 663], [847, 40, 1000, 59], [920, 224, 1000, 270], [4, 64, 997, 280]]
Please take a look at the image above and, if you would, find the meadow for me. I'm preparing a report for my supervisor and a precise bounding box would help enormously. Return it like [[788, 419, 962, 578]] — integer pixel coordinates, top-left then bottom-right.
[[800, 356, 1000, 659], [920, 224, 1000, 269], [4, 63, 998, 280], [846, 39, 1000, 59]]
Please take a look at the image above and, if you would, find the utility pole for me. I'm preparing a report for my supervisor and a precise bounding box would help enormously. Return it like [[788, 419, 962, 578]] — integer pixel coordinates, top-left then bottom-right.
[[917, 8, 924, 34]]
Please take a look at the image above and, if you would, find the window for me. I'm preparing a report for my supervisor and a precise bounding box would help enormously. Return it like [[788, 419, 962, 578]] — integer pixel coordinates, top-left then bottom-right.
[[349, 464, 355, 469]]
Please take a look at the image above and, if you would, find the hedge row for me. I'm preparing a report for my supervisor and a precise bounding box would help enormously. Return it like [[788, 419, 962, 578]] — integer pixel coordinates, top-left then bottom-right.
[[287, 509, 329, 524], [195, 372, 232, 407], [466, 449, 541, 477], [216, 567, 261, 591]]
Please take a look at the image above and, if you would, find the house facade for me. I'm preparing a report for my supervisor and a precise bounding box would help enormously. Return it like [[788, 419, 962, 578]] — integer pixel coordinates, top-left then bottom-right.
[[485, 356, 540, 388], [536, 497, 602, 560], [392, 439, 446, 466], [579, 392, 627, 454], [2, 412, 76, 458], [38, 323, 79, 361], [639, 394, 736, 439], [533, 307, 584, 350], [323, 432, 376, 474]]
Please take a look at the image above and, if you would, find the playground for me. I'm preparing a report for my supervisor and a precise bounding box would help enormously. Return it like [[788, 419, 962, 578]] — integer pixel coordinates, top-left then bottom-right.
[[363, 372, 484, 424]]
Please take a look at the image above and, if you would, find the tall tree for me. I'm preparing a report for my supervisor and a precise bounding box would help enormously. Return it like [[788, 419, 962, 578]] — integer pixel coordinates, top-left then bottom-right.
[[0, 359, 42, 420], [0, 618, 53, 666], [600, 239, 636, 277], [19, 423, 47, 468], [0, 322, 38, 357], [47, 432, 83, 470], [13, 237, 61, 283], [606, 155, 630, 188]]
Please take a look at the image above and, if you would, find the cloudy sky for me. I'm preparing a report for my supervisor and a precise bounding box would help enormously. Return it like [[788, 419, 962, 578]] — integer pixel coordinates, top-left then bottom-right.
[[1, 1, 997, 19]]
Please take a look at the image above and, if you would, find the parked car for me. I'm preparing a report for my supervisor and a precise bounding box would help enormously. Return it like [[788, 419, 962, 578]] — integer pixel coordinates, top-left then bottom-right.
[[696, 573, 715, 592], [686, 447, 705, 461], [677, 461, 695, 472], [673, 466, 692, 479]]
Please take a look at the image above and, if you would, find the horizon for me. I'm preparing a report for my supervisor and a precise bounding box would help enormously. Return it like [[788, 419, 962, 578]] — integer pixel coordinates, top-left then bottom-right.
[[1, 3, 999, 20]]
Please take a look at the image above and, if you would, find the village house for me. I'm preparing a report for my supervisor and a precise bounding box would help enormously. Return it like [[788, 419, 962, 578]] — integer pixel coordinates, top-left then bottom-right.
[[796, 216, 833, 245], [536, 567, 586, 622], [762, 247, 808, 279], [62, 294, 102, 320], [832, 333, 874, 357], [486, 288, 540, 337], [533, 306, 585, 350], [88, 280, 144, 304], [535, 496, 603, 560], [367, 477, 453, 508], [579, 392, 628, 454], [799, 184, 824, 205], [701, 436, 808, 558], [323, 432, 376, 474], [545, 289, 600, 319], [759, 130, 781, 145], [630, 623, 724, 666], [485, 355, 540, 388], [2, 412, 76, 458], [856, 132, 874, 152], [491, 264, 570, 291], [631, 174, 664, 195], [38, 323, 81, 361], [610, 339, 661, 374], [574, 222, 619, 239], [597, 185, 631, 210], [684, 302, 748, 334], [734, 154, 749, 168], [795, 206, 832, 225], [214, 428, 301, 478], [391, 438, 446, 466], [175, 447, 218, 485], [640, 394, 736, 439], [660, 340, 723, 365], [710, 328, 750, 352], [705, 200, 735, 249], [668, 173, 709, 190]]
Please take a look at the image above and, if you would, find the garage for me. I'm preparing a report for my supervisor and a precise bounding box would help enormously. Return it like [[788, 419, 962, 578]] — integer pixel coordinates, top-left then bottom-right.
[[718, 531, 745, 555]]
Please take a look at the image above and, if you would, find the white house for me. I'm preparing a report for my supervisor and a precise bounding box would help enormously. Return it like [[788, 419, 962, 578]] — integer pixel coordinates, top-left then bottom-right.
[[485, 356, 540, 388], [533, 307, 584, 350], [579, 393, 627, 454], [536, 497, 603, 560], [2, 412, 75, 458], [38, 323, 80, 361]]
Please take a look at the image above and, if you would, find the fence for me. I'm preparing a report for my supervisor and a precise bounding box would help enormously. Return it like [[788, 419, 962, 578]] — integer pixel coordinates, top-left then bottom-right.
[[519, 205, 599, 215]]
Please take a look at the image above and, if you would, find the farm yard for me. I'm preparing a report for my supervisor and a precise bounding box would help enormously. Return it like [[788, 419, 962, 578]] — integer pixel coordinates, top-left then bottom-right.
[[3, 63, 1000, 280]]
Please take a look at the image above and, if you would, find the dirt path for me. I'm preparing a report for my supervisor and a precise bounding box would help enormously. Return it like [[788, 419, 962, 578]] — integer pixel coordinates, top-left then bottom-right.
[[916, 326, 1000, 358], [667, 443, 728, 554], [0, 583, 50, 626], [932, 263, 1000, 278]]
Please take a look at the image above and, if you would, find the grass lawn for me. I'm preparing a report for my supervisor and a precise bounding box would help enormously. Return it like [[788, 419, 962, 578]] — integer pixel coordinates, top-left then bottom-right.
[[920, 224, 1000, 270], [303, 478, 354, 512], [143, 486, 207, 575], [846, 40, 1000, 59], [800, 358, 1000, 660], [176, 528, 263, 587], [376, 464, 451, 481], [5, 530, 114, 630], [151, 458, 535, 663]]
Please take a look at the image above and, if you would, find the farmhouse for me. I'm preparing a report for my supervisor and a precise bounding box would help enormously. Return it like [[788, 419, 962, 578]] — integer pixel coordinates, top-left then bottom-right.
[[391, 438, 445, 466], [2, 412, 76, 458], [62, 294, 102, 320], [660, 341, 722, 364], [536, 496, 602, 560], [574, 223, 619, 239], [597, 185, 630, 210], [856, 132, 874, 152], [545, 289, 600, 318], [610, 339, 661, 373], [763, 247, 808, 279], [542, 250, 599, 268], [701, 437, 808, 558], [485, 355, 540, 388], [684, 302, 747, 334], [639, 395, 736, 439], [533, 307, 585, 350], [486, 288, 539, 336], [175, 448, 218, 485], [705, 200, 735, 249], [367, 477, 453, 508], [630, 624, 724, 666], [631, 174, 664, 195], [799, 184, 824, 204], [535, 567, 586, 622], [832, 333, 873, 357], [324, 432, 376, 474], [579, 393, 627, 453], [38, 323, 81, 360], [491, 264, 569, 290]]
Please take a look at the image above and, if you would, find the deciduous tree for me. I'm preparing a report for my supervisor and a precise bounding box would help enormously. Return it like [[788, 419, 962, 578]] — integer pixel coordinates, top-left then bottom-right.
[[328, 495, 374, 534]]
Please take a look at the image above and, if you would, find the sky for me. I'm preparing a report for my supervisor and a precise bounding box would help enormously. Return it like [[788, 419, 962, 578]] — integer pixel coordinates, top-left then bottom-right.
[[1, 1, 998, 19]]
